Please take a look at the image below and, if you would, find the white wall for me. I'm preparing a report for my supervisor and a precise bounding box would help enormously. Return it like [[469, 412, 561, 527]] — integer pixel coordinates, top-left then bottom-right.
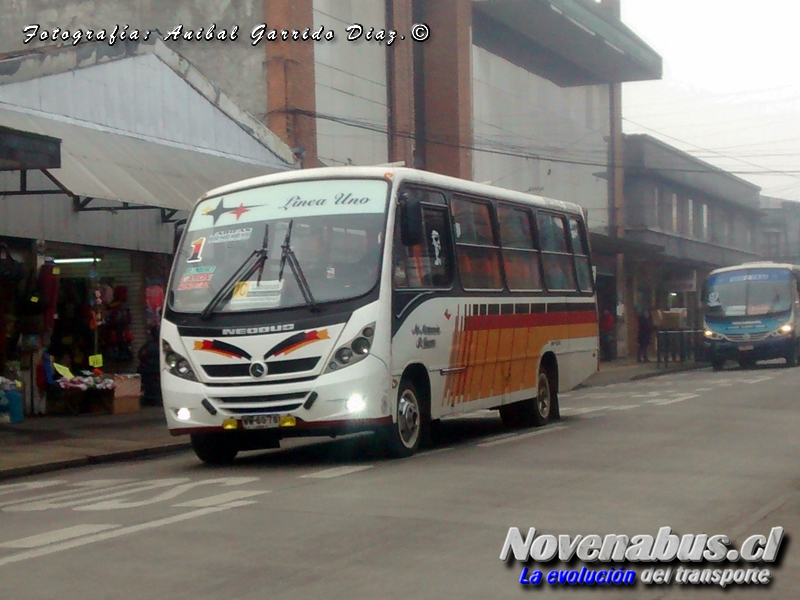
[[472, 46, 611, 233], [313, 0, 388, 166]]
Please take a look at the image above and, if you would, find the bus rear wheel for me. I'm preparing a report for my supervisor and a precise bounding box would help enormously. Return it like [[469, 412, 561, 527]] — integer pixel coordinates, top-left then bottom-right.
[[500, 369, 555, 428], [380, 378, 427, 458], [190, 432, 239, 465]]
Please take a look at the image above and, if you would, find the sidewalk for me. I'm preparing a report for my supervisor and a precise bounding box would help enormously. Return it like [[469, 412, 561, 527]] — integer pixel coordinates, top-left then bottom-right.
[[0, 357, 706, 480]]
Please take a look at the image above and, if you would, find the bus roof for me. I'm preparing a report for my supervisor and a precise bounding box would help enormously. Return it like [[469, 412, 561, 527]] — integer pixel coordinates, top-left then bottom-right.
[[199, 165, 585, 216], [709, 261, 800, 276]]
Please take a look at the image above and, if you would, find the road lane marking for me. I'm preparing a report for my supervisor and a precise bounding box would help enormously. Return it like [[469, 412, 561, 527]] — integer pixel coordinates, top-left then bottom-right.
[[410, 447, 455, 459], [562, 406, 610, 415], [299, 466, 373, 479], [654, 394, 699, 406], [0, 501, 256, 568], [4, 479, 191, 512], [0, 480, 140, 510], [174, 490, 269, 507], [0, 481, 67, 498], [607, 405, 640, 410], [74, 477, 261, 511], [478, 425, 567, 447], [0, 525, 120, 549], [745, 376, 774, 384]]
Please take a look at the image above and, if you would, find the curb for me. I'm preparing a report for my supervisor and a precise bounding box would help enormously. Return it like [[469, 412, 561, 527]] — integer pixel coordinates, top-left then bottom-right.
[[575, 362, 708, 390], [0, 442, 191, 482]]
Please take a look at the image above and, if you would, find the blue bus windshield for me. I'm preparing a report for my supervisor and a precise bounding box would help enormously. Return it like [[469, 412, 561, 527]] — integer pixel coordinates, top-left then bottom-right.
[[706, 268, 792, 318]]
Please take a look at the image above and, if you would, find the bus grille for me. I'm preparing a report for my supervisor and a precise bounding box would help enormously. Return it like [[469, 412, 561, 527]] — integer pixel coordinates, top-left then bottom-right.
[[211, 392, 309, 415], [214, 392, 308, 403], [201, 357, 320, 378], [724, 333, 769, 342]]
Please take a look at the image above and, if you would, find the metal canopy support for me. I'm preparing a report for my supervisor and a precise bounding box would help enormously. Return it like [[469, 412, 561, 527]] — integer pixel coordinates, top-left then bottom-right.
[[0, 167, 183, 224]]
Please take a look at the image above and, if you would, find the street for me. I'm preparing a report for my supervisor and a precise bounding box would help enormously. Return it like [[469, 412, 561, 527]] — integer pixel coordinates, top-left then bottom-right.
[[1, 365, 799, 599]]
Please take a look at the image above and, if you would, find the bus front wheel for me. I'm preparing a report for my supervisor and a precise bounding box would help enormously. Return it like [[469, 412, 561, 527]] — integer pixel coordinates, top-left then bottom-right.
[[380, 378, 427, 458], [190, 432, 239, 465], [786, 341, 799, 368]]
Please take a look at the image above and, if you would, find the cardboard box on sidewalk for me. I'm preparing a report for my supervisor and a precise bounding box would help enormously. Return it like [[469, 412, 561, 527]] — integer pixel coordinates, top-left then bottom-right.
[[112, 375, 141, 414]]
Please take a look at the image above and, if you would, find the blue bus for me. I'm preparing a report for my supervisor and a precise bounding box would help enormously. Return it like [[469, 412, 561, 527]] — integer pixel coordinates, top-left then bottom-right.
[[703, 262, 800, 371]]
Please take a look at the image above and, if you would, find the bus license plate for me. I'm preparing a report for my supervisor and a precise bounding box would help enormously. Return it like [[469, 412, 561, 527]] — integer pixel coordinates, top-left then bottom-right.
[[241, 414, 280, 430], [738, 345, 754, 351]]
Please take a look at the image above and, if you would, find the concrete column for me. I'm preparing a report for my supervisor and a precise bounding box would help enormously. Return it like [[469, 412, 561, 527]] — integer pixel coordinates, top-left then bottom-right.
[[418, 0, 473, 178], [387, 0, 416, 165], [264, 0, 318, 168]]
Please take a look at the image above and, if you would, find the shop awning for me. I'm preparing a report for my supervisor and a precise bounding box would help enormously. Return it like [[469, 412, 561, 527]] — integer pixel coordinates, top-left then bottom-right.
[[472, 0, 662, 86], [0, 106, 287, 212], [0, 124, 60, 171]]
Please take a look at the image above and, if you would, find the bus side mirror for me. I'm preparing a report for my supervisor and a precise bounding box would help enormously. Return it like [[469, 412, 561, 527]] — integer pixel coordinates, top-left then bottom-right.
[[399, 191, 423, 246], [173, 220, 187, 255]]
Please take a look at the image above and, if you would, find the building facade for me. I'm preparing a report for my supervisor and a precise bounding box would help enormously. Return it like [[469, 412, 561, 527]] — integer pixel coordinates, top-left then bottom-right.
[[758, 196, 800, 265], [620, 134, 763, 354]]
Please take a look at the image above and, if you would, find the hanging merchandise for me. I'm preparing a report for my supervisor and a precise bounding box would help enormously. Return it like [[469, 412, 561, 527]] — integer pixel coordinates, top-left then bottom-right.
[[103, 285, 133, 363], [0, 243, 24, 285], [145, 285, 165, 326], [38, 258, 61, 333]]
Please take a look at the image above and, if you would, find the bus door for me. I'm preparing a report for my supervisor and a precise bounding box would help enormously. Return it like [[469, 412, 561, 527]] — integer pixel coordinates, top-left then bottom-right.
[[392, 189, 456, 414]]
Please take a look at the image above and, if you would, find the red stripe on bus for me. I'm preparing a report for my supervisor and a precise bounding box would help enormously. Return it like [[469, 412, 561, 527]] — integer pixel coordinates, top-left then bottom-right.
[[463, 310, 597, 331]]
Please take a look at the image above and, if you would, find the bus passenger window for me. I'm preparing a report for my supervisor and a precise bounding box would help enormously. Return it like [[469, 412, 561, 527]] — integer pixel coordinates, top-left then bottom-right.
[[393, 201, 453, 289], [568, 217, 593, 293], [452, 196, 502, 290], [537, 212, 577, 292], [497, 204, 542, 291]]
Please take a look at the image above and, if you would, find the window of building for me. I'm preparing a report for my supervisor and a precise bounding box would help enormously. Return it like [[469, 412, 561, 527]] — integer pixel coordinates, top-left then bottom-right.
[[536, 212, 577, 292], [702, 204, 709, 240], [496, 204, 542, 291], [671, 193, 678, 232], [763, 231, 781, 257], [687, 199, 694, 237], [451, 196, 503, 290], [654, 187, 660, 229]]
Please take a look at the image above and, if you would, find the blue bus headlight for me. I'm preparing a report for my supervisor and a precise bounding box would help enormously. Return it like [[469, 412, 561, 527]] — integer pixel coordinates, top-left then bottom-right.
[[704, 329, 722, 340], [771, 323, 794, 337]]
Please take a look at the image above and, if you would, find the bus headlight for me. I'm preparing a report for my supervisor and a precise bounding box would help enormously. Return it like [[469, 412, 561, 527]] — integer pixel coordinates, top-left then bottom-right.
[[162, 340, 198, 381], [704, 329, 722, 340], [771, 323, 794, 337], [324, 323, 375, 373]]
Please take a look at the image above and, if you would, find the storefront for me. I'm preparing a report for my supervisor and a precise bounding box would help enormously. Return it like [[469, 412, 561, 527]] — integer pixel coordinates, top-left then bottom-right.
[[0, 39, 295, 417]]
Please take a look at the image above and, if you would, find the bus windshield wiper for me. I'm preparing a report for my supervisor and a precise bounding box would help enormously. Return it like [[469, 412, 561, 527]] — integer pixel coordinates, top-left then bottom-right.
[[278, 219, 319, 311], [200, 224, 270, 320]]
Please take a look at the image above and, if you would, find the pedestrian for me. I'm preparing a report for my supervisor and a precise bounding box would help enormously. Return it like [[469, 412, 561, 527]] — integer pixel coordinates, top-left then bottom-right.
[[599, 310, 615, 361], [637, 310, 654, 362], [137, 326, 162, 406]]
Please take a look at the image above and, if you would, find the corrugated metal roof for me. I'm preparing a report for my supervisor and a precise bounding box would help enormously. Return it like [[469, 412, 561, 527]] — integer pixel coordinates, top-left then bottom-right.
[[0, 106, 290, 211]]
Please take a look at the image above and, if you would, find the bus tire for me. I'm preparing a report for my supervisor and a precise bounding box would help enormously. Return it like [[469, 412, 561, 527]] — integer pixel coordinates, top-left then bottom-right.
[[786, 341, 799, 368], [711, 358, 725, 372], [520, 369, 554, 427], [190, 433, 239, 465], [380, 378, 426, 458], [738, 359, 755, 369]]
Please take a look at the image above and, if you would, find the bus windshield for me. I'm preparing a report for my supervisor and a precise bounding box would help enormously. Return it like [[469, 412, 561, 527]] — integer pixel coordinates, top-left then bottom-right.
[[169, 178, 389, 314], [706, 268, 793, 318]]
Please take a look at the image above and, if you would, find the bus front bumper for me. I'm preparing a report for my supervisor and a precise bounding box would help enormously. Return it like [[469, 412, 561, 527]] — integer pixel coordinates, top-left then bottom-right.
[[162, 355, 393, 437], [707, 336, 795, 363]]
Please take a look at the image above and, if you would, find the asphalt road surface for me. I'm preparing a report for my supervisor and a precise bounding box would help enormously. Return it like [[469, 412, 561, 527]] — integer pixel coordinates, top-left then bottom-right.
[[1, 363, 799, 599]]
